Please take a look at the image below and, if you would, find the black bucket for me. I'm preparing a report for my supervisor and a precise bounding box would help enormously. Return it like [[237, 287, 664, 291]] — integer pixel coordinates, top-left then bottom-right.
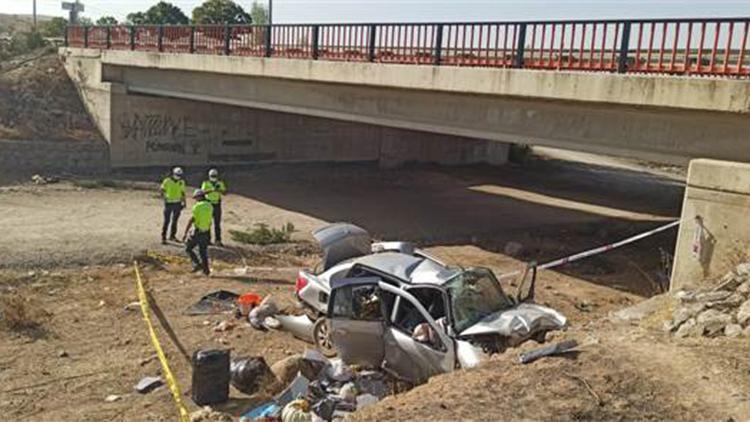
[[191, 349, 230, 405]]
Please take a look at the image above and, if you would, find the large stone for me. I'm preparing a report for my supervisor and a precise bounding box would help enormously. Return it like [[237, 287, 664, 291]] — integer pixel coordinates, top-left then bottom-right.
[[737, 300, 750, 326], [675, 318, 700, 338], [707, 293, 746, 310], [694, 290, 733, 303], [672, 303, 706, 326], [725, 324, 743, 337], [737, 282, 750, 296], [696, 309, 734, 336], [736, 263, 750, 276]]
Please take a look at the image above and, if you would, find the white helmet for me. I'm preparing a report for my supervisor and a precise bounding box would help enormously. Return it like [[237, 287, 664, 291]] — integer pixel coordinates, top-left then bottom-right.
[[172, 167, 184, 177], [208, 168, 219, 179], [193, 189, 206, 199]]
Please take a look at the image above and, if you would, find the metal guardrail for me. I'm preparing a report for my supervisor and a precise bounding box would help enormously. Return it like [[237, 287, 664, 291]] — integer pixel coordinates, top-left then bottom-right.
[[65, 18, 750, 77]]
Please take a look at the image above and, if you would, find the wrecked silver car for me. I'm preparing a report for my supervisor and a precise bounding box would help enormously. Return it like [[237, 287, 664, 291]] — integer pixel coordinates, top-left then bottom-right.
[[294, 224, 566, 382]]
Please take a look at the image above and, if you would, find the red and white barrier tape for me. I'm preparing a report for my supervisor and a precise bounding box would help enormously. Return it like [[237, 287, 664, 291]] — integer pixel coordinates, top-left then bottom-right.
[[498, 219, 681, 279]]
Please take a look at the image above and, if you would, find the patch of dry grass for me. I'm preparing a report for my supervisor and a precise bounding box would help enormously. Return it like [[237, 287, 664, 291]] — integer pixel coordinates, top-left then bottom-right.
[[0, 293, 50, 333]]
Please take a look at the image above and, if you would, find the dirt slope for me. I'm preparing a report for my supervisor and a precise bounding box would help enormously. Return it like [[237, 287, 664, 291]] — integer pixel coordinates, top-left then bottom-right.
[[0, 52, 103, 142], [352, 323, 750, 421]]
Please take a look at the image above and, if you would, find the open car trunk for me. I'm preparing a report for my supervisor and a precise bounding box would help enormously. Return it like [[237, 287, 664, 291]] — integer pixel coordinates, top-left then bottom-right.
[[313, 223, 371, 271]]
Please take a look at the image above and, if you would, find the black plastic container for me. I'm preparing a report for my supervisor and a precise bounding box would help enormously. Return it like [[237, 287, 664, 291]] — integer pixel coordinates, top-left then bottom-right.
[[191, 349, 230, 405]]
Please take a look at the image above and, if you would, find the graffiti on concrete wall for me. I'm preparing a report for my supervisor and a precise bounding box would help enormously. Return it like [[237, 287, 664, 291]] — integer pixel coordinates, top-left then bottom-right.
[[120, 113, 205, 155]]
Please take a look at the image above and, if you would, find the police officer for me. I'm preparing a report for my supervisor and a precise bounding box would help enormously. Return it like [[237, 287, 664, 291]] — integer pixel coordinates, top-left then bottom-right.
[[183, 189, 213, 276], [201, 168, 227, 246], [160, 167, 186, 244]]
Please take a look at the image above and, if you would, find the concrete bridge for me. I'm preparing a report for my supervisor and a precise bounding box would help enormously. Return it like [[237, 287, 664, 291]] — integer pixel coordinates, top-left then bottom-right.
[[61, 19, 750, 168]]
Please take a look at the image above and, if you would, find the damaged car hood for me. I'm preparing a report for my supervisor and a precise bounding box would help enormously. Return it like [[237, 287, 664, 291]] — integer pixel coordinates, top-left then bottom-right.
[[458, 303, 567, 338]]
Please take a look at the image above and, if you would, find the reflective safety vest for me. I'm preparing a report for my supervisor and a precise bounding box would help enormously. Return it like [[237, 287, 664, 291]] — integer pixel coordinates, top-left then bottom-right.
[[201, 179, 227, 204], [192, 200, 213, 232], [161, 177, 186, 204]]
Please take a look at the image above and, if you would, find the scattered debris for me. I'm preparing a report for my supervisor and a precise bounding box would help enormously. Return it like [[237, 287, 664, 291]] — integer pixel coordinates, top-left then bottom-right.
[[237, 293, 263, 316], [134, 376, 163, 394], [104, 394, 122, 403], [213, 320, 236, 333], [230, 356, 278, 396], [185, 291, 240, 316], [190, 406, 234, 422], [191, 349, 230, 406], [31, 174, 59, 185], [57, 349, 69, 358], [123, 301, 140, 312], [518, 339, 579, 364], [666, 262, 750, 338], [281, 398, 312, 422], [248, 295, 279, 330], [139, 355, 157, 366], [275, 314, 315, 342]]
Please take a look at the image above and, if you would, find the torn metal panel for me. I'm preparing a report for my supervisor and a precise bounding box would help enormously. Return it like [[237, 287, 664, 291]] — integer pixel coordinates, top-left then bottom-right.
[[313, 223, 371, 271], [459, 303, 567, 343]]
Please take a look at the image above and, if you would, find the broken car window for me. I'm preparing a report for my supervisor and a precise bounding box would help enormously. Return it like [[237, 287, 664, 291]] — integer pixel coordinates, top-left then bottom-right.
[[331, 284, 384, 321], [445, 268, 513, 333]]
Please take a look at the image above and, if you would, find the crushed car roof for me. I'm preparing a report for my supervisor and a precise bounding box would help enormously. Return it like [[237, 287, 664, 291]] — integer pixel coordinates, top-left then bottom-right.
[[353, 252, 461, 285]]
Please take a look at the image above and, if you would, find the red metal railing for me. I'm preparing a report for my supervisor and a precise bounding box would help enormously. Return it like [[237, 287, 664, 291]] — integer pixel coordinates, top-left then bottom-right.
[[65, 18, 750, 77]]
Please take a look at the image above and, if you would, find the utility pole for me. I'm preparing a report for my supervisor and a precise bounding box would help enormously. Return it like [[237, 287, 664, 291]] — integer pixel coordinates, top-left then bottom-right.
[[268, 0, 273, 26], [33, 0, 37, 30]]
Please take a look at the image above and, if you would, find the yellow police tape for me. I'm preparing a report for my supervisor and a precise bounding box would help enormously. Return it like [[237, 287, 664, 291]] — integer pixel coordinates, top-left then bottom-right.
[[134, 261, 191, 422]]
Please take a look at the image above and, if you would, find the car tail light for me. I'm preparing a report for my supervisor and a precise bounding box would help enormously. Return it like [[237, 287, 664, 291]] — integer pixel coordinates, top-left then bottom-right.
[[295, 273, 308, 294]]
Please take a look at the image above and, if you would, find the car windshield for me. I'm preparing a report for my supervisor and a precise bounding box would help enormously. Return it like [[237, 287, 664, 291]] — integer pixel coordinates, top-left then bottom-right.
[[445, 267, 513, 333]]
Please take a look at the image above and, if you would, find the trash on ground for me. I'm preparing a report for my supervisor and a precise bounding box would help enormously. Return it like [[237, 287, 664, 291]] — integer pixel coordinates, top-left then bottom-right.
[[281, 398, 312, 422], [518, 339, 580, 364], [665, 261, 750, 338], [271, 353, 328, 386], [191, 349, 230, 405], [237, 293, 263, 316], [190, 406, 234, 422], [31, 174, 59, 185], [134, 376, 163, 394], [213, 320, 237, 332], [355, 393, 379, 410], [248, 295, 279, 330], [185, 290, 240, 316], [230, 356, 278, 396], [104, 394, 121, 402]]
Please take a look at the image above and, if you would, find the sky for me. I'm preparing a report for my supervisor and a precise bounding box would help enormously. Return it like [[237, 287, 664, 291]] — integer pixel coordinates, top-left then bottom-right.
[[1, 0, 750, 23]]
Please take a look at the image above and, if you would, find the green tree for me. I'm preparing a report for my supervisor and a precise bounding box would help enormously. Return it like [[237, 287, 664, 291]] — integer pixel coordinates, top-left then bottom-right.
[[126, 2, 189, 25], [250, 1, 269, 25], [192, 0, 252, 24], [40, 17, 68, 37], [78, 17, 94, 26], [96, 16, 119, 26]]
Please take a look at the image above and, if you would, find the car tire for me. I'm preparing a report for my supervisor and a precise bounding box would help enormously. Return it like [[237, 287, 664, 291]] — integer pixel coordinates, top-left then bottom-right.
[[313, 317, 337, 358]]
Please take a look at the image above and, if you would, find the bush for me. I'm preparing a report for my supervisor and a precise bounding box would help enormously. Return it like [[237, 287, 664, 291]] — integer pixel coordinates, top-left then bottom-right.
[[230, 223, 295, 245]]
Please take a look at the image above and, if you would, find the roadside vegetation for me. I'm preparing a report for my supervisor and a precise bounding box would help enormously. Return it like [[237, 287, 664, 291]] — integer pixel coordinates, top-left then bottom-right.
[[230, 222, 296, 245]]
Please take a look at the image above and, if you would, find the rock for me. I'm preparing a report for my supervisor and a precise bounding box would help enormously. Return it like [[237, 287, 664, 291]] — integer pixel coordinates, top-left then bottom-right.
[[57, 350, 69, 358], [725, 324, 743, 337], [339, 382, 358, 402], [737, 300, 750, 326], [672, 303, 706, 326], [714, 272, 745, 292], [694, 290, 732, 303], [696, 309, 734, 336], [270, 355, 326, 386], [707, 293, 746, 310], [737, 282, 750, 296], [736, 263, 750, 276], [135, 376, 163, 394], [503, 241, 524, 257], [189, 406, 233, 422], [139, 355, 157, 366], [743, 326, 750, 337], [675, 318, 699, 338], [104, 394, 121, 402]]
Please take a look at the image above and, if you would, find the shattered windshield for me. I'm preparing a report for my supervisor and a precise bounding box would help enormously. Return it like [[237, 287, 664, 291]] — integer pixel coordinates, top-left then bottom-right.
[[445, 268, 513, 333]]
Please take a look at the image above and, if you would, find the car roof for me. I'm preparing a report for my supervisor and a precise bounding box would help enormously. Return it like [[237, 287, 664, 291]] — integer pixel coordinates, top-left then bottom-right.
[[352, 252, 461, 285]]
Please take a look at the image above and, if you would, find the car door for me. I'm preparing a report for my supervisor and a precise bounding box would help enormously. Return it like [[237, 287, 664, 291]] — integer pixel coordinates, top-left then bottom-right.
[[379, 283, 456, 383], [327, 277, 387, 368]]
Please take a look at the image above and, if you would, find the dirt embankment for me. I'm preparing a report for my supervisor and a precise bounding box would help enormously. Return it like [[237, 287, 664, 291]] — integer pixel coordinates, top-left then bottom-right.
[[0, 52, 103, 142]]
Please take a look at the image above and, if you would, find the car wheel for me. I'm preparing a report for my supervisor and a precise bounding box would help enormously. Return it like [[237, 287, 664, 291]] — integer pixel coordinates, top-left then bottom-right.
[[313, 317, 337, 358]]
